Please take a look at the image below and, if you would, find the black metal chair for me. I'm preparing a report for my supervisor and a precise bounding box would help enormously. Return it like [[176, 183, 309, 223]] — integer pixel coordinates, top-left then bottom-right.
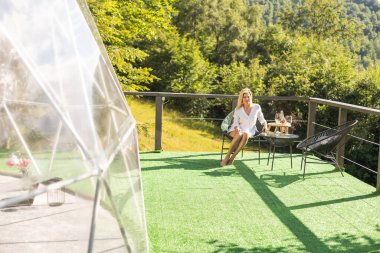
[[296, 120, 358, 178], [220, 111, 263, 163]]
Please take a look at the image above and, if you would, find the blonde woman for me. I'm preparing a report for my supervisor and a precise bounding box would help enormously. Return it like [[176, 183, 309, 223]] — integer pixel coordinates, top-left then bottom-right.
[[220, 88, 267, 167]]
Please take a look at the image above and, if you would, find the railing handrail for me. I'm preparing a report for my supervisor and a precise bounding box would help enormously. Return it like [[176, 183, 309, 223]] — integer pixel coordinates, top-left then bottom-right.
[[310, 97, 380, 115], [124, 92, 380, 115], [124, 91, 308, 101]]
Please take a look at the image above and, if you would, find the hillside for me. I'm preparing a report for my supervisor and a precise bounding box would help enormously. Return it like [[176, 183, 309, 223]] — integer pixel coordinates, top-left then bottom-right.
[[128, 98, 222, 152], [250, 0, 380, 67]]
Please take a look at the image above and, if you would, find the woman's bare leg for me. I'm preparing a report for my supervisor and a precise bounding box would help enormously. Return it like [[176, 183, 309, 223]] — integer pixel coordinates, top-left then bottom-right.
[[220, 132, 242, 167], [227, 132, 250, 165]]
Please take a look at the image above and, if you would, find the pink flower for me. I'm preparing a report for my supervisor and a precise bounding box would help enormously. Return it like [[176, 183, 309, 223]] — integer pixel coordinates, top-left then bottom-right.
[[6, 154, 29, 174], [6, 159, 15, 167], [19, 159, 29, 169], [6, 155, 19, 167]]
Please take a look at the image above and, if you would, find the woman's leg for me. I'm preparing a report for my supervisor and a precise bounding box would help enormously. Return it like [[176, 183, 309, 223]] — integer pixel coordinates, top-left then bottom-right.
[[227, 132, 250, 165], [220, 132, 242, 167]]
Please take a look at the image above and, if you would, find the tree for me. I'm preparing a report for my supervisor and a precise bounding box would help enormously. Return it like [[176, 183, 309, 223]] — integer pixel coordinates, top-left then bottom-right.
[[343, 64, 380, 186], [86, 0, 176, 91], [279, 0, 363, 48], [211, 59, 266, 115], [173, 0, 263, 65], [140, 32, 217, 115], [214, 59, 266, 96]]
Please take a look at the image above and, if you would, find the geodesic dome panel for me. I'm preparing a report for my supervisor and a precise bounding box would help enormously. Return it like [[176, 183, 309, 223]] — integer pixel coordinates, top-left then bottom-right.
[[0, 0, 148, 252]]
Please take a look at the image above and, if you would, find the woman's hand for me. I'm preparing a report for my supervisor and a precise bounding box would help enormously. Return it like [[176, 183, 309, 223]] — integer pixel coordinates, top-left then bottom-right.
[[234, 127, 240, 134]]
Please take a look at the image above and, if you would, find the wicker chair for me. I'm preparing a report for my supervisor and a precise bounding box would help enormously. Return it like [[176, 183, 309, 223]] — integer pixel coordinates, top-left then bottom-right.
[[296, 120, 358, 178], [220, 111, 263, 163]]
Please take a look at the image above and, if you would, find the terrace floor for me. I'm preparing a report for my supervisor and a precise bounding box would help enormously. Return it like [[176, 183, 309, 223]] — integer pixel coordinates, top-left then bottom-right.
[[140, 152, 380, 253]]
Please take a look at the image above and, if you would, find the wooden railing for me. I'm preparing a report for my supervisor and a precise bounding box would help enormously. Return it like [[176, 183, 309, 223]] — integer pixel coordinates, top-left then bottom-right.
[[124, 91, 380, 192]]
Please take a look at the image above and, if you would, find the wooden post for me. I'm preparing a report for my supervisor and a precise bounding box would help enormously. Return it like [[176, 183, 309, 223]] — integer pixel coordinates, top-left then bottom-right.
[[336, 108, 347, 168], [307, 101, 317, 138], [155, 96, 164, 151], [377, 137, 380, 193]]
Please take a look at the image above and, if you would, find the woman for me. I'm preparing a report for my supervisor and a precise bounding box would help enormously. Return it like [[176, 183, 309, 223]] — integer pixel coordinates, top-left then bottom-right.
[[220, 88, 267, 167]]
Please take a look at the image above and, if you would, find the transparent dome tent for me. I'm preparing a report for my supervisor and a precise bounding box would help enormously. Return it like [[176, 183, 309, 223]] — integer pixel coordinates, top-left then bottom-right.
[[0, 0, 148, 252]]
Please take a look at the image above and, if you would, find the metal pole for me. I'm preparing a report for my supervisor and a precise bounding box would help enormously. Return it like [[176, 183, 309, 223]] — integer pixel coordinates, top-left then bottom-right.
[[307, 101, 317, 138], [377, 137, 380, 193], [155, 96, 164, 151], [336, 108, 347, 168], [87, 177, 102, 253]]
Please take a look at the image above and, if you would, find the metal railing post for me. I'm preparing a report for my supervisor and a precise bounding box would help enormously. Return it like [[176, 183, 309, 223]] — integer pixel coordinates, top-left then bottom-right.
[[307, 101, 317, 138], [336, 108, 347, 168], [377, 137, 380, 193], [155, 96, 164, 151]]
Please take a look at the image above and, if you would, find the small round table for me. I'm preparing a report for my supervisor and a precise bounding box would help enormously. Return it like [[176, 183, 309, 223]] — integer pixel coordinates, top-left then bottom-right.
[[260, 132, 299, 171]]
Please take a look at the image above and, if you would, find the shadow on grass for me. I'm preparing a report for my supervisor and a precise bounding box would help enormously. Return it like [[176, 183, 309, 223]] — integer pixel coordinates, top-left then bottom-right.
[[207, 230, 380, 253], [204, 168, 240, 177], [230, 160, 380, 253], [288, 192, 379, 210], [260, 172, 301, 188], [207, 239, 298, 253], [259, 169, 341, 188], [141, 153, 220, 171], [235, 160, 330, 253], [140, 152, 219, 161], [323, 232, 380, 253]]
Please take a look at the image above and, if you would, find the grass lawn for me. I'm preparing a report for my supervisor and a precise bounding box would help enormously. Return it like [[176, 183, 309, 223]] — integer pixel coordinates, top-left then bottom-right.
[[140, 151, 380, 253], [128, 98, 222, 152]]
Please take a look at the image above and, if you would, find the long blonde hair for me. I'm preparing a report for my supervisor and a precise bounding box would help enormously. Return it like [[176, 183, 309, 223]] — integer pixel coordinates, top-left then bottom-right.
[[235, 88, 252, 110]]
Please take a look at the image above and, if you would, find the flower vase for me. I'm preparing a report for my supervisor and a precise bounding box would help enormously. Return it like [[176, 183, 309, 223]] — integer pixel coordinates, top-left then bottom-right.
[[20, 173, 38, 206]]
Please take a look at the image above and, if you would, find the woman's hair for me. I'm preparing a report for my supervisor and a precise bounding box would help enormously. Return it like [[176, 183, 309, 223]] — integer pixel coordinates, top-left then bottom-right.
[[236, 88, 252, 110]]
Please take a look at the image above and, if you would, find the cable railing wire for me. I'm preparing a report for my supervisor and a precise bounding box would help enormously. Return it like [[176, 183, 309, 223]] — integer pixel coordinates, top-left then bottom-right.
[[313, 122, 378, 174], [313, 122, 380, 146], [341, 156, 377, 174]]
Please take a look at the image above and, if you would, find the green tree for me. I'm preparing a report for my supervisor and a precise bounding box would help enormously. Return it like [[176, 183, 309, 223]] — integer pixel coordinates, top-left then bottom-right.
[[280, 0, 363, 48], [173, 0, 263, 65], [140, 31, 218, 115], [343, 64, 380, 186], [214, 59, 266, 96], [86, 0, 176, 91], [263, 32, 356, 100], [212, 59, 266, 115]]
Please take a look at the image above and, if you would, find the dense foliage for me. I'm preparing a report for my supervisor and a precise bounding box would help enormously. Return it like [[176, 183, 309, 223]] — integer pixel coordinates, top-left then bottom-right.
[[86, 0, 379, 186]]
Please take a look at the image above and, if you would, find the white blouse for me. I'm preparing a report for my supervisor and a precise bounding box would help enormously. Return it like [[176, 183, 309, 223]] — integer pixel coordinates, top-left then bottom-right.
[[229, 104, 267, 136]]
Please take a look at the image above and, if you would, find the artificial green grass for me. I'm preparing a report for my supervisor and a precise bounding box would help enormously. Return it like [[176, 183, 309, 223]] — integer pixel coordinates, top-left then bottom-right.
[[140, 152, 380, 253]]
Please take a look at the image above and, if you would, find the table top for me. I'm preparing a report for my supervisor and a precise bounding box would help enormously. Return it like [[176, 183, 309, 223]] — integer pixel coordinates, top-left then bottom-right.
[[268, 122, 292, 127], [260, 132, 299, 139]]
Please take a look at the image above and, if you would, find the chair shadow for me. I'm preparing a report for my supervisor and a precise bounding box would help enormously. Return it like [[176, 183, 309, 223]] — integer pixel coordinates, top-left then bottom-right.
[[258, 168, 343, 188], [260, 172, 302, 188]]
